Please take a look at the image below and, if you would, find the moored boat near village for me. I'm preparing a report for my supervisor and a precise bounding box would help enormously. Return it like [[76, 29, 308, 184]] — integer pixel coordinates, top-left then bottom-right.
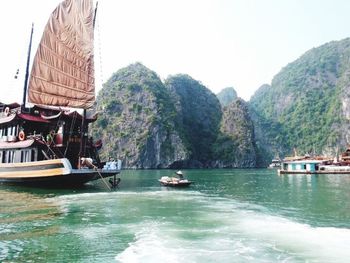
[[278, 147, 350, 174], [268, 158, 281, 168]]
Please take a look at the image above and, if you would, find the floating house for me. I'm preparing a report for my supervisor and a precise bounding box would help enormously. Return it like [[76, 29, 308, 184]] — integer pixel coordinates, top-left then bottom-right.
[[278, 156, 350, 175], [279, 160, 323, 174]]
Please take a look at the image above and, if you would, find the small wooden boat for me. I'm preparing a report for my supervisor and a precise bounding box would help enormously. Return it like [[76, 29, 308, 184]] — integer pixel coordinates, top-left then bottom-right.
[[158, 176, 192, 187], [159, 171, 193, 187]]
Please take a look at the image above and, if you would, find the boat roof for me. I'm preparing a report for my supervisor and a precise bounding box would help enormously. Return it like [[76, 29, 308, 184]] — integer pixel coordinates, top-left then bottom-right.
[[33, 105, 98, 122], [0, 102, 20, 109], [0, 103, 97, 125], [0, 139, 35, 149], [18, 113, 51, 123], [283, 159, 324, 164]]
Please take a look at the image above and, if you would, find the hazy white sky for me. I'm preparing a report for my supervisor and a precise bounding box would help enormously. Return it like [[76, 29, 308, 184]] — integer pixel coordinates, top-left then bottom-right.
[[0, 0, 349, 103]]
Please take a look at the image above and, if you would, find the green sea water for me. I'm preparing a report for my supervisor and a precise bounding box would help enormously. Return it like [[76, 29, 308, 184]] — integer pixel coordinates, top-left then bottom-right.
[[1, 169, 350, 262]]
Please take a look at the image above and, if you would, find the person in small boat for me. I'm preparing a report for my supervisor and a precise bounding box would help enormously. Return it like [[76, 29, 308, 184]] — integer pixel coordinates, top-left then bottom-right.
[[175, 170, 184, 180]]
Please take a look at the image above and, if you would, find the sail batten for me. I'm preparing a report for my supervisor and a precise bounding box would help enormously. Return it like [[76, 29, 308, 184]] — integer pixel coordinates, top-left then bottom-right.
[[28, 0, 95, 109]]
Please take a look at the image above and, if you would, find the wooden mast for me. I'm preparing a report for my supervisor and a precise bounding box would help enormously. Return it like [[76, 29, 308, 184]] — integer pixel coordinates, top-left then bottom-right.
[[22, 23, 34, 111], [79, 2, 98, 166]]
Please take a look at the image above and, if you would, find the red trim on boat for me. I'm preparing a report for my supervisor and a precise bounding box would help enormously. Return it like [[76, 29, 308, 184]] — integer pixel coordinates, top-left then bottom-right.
[[18, 113, 50, 123]]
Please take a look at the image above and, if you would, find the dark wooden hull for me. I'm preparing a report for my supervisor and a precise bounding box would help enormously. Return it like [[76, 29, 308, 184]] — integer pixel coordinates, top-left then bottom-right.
[[0, 158, 120, 187], [0, 171, 119, 186]]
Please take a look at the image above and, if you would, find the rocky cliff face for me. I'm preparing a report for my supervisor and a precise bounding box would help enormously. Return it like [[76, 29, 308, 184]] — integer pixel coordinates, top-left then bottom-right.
[[165, 74, 222, 167], [94, 38, 350, 168], [92, 63, 259, 169], [216, 87, 238, 106], [213, 98, 258, 167], [250, 38, 350, 163], [92, 63, 189, 168]]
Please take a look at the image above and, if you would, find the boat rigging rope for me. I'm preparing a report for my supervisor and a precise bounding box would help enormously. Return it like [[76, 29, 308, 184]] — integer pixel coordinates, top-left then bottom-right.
[[96, 15, 104, 87], [37, 136, 59, 159], [82, 158, 112, 191], [95, 167, 112, 191]]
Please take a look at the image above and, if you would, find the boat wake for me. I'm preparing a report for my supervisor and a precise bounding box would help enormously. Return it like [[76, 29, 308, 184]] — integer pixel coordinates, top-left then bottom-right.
[[11, 192, 344, 263], [108, 190, 350, 263]]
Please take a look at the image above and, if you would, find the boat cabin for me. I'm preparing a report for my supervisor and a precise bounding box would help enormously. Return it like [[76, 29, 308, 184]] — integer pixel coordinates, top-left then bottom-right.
[[0, 103, 101, 169], [281, 160, 323, 172]]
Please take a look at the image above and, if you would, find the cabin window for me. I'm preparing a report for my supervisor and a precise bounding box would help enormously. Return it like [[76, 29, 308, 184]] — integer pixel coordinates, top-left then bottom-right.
[[2, 151, 6, 163], [7, 151, 11, 163], [19, 149, 37, 162], [7, 150, 15, 163], [11, 151, 15, 163], [13, 125, 18, 136], [4, 125, 16, 136], [0, 150, 18, 163], [32, 149, 37, 162], [1, 126, 7, 136], [14, 150, 21, 163], [21, 150, 30, 162], [25, 150, 30, 162], [12, 126, 18, 136]]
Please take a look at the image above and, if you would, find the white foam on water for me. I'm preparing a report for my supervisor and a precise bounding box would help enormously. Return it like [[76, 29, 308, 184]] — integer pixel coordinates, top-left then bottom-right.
[[50, 190, 207, 214], [113, 191, 350, 263], [114, 222, 178, 263], [47, 190, 350, 262], [202, 196, 350, 262], [51, 189, 207, 200], [0, 240, 26, 262], [114, 219, 281, 263], [74, 225, 111, 240], [236, 212, 350, 263]]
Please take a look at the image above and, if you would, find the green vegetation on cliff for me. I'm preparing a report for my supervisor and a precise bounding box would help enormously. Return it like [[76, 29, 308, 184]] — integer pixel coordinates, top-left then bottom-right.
[[92, 64, 261, 168], [250, 38, 350, 161], [165, 74, 222, 163], [213, 98, 257, 167], [92, 38, 350, 168], [91, 63, 188, 168]]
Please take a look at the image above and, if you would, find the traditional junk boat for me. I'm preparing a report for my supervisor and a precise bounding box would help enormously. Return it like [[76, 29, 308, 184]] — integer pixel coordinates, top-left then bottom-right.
[[0, 0, 121, 186]]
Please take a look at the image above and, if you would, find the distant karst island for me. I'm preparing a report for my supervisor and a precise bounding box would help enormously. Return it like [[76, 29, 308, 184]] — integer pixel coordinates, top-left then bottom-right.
[[92, 37, 350, 169]]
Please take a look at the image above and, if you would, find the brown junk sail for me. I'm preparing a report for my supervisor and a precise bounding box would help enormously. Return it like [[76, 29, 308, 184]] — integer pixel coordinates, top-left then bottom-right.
[[28, 0, 95, 109]]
